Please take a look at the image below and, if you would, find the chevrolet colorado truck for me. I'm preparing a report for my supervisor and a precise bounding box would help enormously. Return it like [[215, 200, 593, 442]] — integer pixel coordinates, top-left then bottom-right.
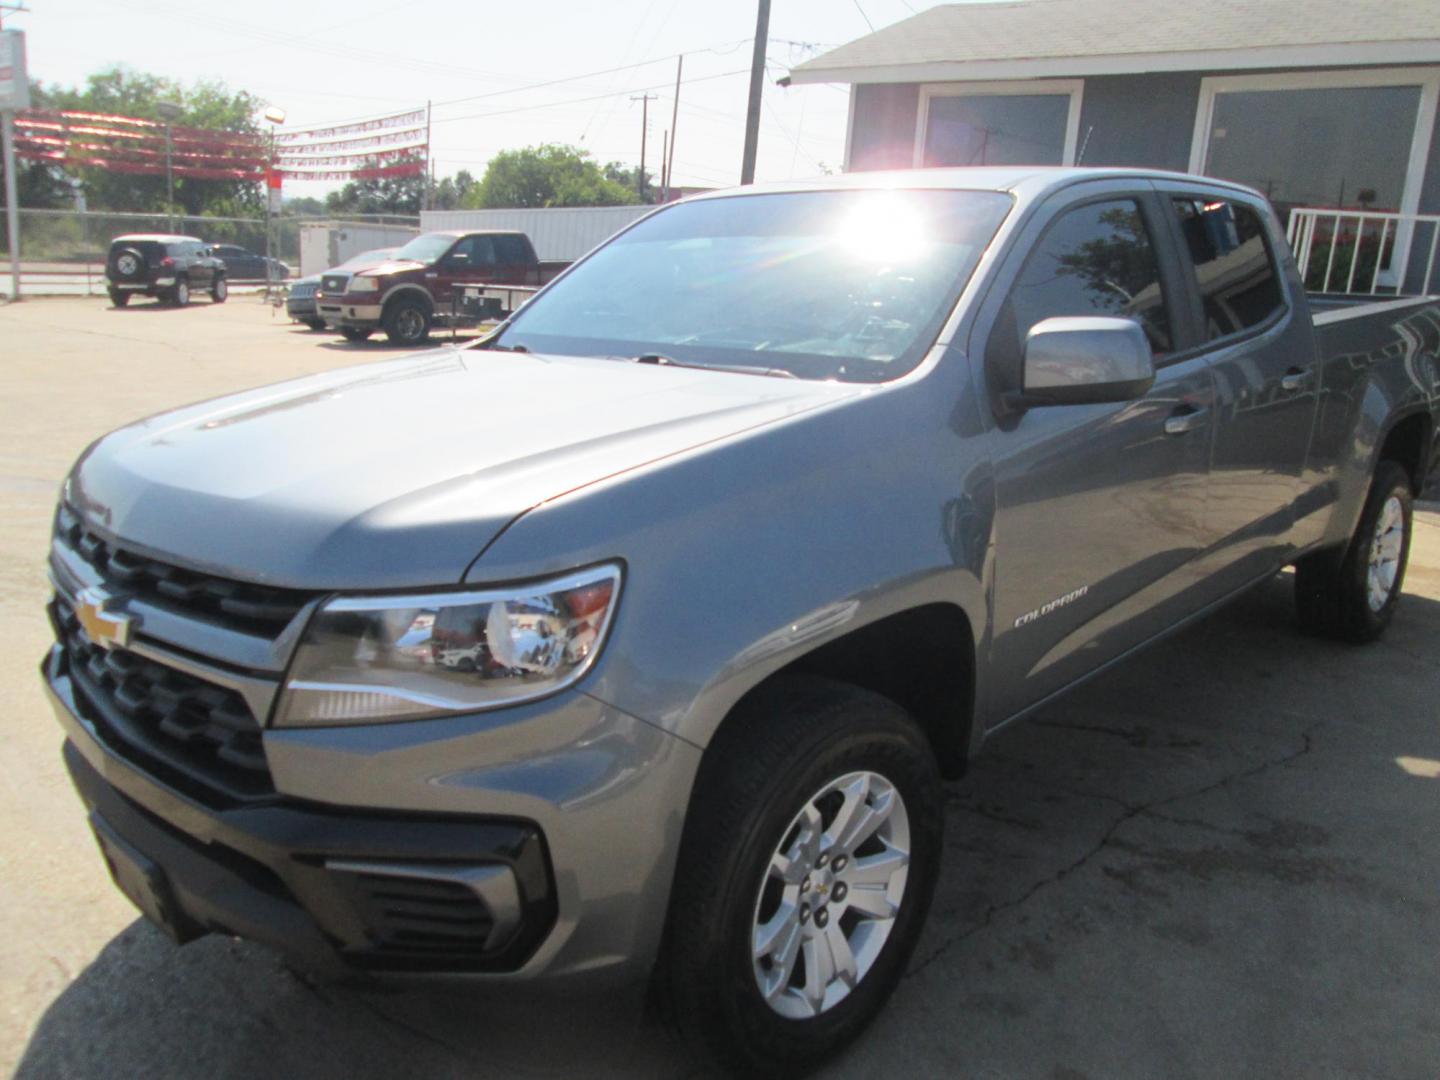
[[316, 228, 544, 345], [43, 169, 1439, 1073]]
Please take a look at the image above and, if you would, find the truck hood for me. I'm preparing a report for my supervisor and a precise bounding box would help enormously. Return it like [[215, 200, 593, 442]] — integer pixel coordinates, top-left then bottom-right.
[[67, 347, 858, 589], [352, 259, 426, 278]]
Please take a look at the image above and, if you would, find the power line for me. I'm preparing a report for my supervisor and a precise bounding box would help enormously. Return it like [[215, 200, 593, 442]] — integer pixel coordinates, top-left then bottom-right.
[[431, 37, 753, 110], [429, 68, 750, 127], [851, 0, 876, 31]]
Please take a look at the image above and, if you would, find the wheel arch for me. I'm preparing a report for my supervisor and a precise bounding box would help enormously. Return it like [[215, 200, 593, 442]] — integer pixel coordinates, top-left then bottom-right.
[[380, 283, 434, 315], [700, 601, 979, 782]]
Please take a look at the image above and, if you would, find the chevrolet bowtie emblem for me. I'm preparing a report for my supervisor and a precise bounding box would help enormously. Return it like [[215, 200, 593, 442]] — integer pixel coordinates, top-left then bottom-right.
[[75, 588, 134, 650]]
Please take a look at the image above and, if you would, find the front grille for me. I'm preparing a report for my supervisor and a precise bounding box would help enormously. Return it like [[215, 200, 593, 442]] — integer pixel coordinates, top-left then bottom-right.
[[53, 594, 274, 801], [55, 505, 311, 635], [321, 273, 350, 294], [332, 869, 499, 969], [289, 282, 316, 299]]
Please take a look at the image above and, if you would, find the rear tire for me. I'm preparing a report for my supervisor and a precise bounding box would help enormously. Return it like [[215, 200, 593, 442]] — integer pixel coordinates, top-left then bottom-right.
[[211, 276, 228, 303], [108, 290, 129, 308], [171, 280, 190, 307], [340, 326, 372, 342], [1295, 459, 1413, 642], [654, 675, 943, 1075], [383, 297, 431, 346]]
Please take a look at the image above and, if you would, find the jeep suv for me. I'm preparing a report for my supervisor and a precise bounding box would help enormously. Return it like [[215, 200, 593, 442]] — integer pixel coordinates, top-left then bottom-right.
[[105, 234, 227, 308]]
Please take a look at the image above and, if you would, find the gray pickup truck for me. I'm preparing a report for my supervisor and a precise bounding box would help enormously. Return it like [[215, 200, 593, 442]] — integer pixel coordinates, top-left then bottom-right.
[[42, 168, 1439, 1073]]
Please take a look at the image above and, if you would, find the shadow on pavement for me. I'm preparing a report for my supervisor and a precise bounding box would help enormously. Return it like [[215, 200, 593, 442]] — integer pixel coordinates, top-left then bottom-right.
[[16, 574, 1440, 1079]]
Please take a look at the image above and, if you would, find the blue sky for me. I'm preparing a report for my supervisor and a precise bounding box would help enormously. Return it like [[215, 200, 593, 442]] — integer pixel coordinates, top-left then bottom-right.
[[15, 0, 946, 195]]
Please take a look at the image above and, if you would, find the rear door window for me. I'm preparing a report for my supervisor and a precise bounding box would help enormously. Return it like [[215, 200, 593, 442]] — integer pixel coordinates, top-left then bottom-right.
[[493, 235, 531, 265], [1171, 199, 1285, 340]]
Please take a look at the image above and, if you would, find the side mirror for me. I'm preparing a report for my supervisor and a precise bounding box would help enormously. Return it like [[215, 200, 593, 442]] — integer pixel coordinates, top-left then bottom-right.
[[1011, 316, 1155, 408]]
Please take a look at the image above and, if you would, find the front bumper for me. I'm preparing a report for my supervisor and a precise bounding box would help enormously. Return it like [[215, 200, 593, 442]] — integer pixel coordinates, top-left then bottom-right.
[[325, 299, 382, 326], [44, 647, 702, 985], [286, 297, 318, 318]]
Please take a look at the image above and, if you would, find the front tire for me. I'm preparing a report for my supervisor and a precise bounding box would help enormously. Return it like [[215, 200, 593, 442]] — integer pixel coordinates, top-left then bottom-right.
[[304, 317, 327, 331], [655, 676, 943, 1074], [211, 276, 228, 303], [1295, 459, 1414, 642], [171, 280, 190, 307], [108, 290, 129, 308], [383, 297, 431, 346]]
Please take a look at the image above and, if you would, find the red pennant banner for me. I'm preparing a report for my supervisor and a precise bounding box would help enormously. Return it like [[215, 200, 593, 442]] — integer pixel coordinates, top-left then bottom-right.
[[275, 108, 426, 144]]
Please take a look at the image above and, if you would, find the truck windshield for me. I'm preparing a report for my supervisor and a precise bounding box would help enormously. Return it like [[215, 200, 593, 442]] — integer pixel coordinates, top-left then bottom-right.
[[492, 189, 1012, 382], [393, 234, 456, 265]]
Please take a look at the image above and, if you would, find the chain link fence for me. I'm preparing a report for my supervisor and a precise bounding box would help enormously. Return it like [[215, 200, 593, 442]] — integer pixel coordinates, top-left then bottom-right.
[[2, 208, 420, 296]]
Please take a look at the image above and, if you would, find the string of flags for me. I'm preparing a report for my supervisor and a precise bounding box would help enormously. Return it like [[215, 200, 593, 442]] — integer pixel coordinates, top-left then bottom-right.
[[11, 105, 428, 183]]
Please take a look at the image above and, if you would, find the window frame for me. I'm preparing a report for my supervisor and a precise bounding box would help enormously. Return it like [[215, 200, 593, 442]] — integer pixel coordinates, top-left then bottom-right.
[[913, 79, 1086, 169], [1154, 186, 1293, 361], [1165, 194, 1291, 350], [1187, 67, 1440, 287], [984, 190, 1189, 390]]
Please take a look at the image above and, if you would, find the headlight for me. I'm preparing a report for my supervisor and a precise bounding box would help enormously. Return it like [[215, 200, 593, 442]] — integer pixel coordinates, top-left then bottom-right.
[[274, 564, 622, 727], [349, 276, 380, 293]]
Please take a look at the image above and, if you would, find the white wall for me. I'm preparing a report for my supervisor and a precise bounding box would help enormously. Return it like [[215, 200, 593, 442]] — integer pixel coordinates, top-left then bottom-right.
[[419, 206, 652, 262], [298, 223, 420, 276]]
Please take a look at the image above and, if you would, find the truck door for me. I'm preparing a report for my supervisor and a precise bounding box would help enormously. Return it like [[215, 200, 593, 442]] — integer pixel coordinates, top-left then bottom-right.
[[430, 235, 497, 307], [491, 234, 536, 285], [978, 185, 1224, 723], [1155, 187, 1319, 586]]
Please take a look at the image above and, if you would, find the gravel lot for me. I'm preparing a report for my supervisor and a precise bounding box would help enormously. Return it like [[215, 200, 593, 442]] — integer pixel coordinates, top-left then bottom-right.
[[3, 296, 1438, 1079]]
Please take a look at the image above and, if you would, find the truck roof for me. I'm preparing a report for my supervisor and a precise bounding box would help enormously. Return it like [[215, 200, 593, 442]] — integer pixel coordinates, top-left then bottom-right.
[[693, 167, 1266, 205], [111, 233, 204, 244], [424, 228, 531, 239]]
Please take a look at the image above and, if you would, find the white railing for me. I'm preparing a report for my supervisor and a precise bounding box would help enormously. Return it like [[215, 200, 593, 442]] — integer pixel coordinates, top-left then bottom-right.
[[1286, 207, 1440, 297]]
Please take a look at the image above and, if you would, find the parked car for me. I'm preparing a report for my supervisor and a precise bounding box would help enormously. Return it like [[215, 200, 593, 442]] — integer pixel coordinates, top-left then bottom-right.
[[104, 234, 227, 308], [317, 229, 545, 345], [210, 243, 290, 283], [286, 247, 398, 331], [44, 169, 1440, 1074]]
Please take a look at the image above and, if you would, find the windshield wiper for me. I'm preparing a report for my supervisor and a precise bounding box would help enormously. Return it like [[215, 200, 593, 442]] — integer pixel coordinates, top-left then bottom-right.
[[629, 353, 797, 379]]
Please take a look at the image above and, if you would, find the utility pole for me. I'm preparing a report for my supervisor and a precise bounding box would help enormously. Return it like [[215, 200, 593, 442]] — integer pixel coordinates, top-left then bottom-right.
[[665, 54, 682, 200], [156, 101, 182, 233], [740, 0, 771, 185], [660, 131, 668, 200], [630, 93, 655, 201]]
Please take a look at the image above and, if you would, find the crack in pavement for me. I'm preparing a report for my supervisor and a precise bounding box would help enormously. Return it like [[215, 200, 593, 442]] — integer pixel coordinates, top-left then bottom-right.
[[905, 723, 1321, 979]]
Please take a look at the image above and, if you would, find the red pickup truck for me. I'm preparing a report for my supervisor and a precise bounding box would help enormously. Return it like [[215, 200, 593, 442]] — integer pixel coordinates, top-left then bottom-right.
[[317, 229, 546, 345]]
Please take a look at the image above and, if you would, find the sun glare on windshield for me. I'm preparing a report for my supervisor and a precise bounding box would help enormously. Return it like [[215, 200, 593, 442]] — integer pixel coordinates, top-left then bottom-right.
[[833, 193, 933, 265]]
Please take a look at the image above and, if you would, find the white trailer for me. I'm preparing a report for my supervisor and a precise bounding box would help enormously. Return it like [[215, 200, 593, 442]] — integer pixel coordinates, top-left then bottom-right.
[[418, 206, 652, 263], [298, 222, 420, 277]]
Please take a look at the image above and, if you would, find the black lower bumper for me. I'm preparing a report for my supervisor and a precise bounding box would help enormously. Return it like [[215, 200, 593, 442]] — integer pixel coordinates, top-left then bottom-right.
[[62, 738, 557, 975]]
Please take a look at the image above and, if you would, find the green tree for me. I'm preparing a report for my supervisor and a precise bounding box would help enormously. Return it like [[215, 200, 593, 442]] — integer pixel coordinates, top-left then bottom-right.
[[283, 195, 327, 217], [35, 67, 265, 216], [428, 169, 476, 211], [468, 145, 640, 209], [602, 161, 661, 204]]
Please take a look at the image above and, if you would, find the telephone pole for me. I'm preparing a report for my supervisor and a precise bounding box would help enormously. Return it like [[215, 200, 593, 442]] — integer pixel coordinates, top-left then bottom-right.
[[740, 0, 771, 185], [665, 54, 683, 201], [630, 93, 655, 201]]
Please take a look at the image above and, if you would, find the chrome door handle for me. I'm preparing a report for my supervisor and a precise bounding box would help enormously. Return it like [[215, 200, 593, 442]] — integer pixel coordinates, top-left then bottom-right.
[[1280, 368, 1311, 392], [1165, 406, 1209, 436]]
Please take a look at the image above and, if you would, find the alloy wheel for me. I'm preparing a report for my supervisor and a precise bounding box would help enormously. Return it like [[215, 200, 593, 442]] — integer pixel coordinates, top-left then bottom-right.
[[751, 770, 911, 1019], [1367, 494, 1405, 612]]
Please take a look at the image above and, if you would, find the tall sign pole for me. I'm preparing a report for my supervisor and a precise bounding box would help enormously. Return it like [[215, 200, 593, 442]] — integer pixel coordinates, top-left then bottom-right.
[[739, 0, 771, 185], [1, 28, 30, 300]]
